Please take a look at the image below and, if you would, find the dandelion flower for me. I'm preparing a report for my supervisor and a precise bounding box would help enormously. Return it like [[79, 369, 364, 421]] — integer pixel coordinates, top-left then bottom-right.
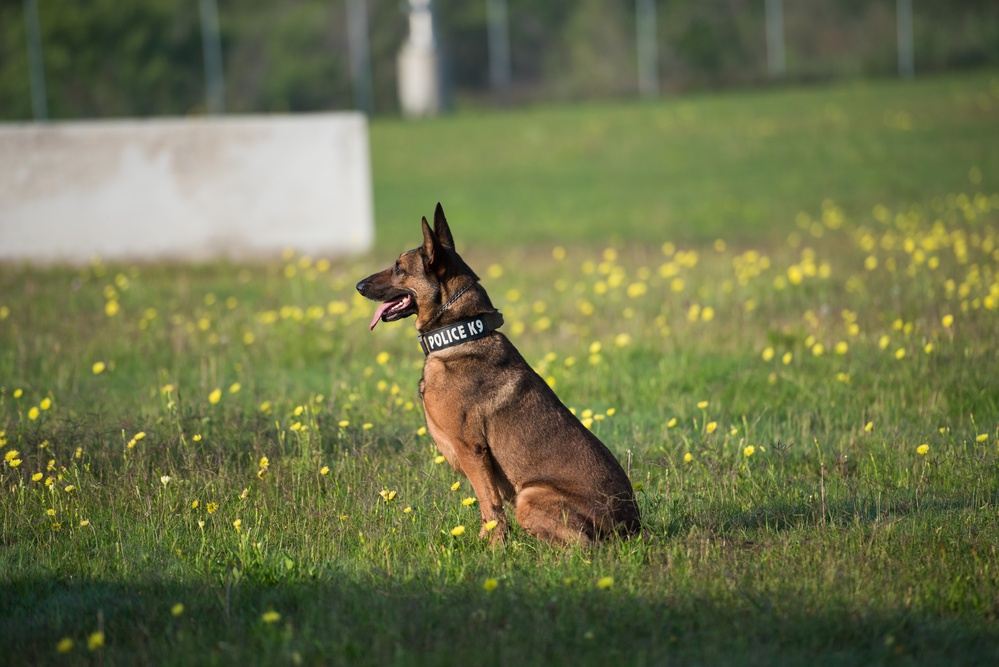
[[28, 407, 39, 420], [461, 497, 477, 506], [596, 576, 614, 589], [206, 502, 218, 514], [233, 519, 242, 531], [191, 500, 199, 510], [5, 450, 19, 462], [916, 444, 929, 455], [338, 420, 350, 428], [79, 519, 90, 527], [743, 445, 755, 457], [667, 418, 677, 428], [87, 631, 104, 651], [450, 525, 466, 536], [835, 341, 849, 355], [761, 347, 775, 362], [376, 351, 391, 365], [782, 352, 793, 365], [64, 485, 75, 493], [706, 421, 717, 434], [403, 506, 412, 514], [683, 452, 693, 463], [483, 520, 499, 531], [379, 489, 397, 503], [363, 423, 373, 430], [229, 382, 241, 394], [320, 466, 330, 475], [864, 421, 874, 432], [697, 401, 708, 410], [56, 638, 73, 653], [450, 481, 461, 491], [942, 314, 954, 328], [32, 472, 43, 482], [171, 603, 184, 617], [483, 578, 499, 592], [977, 434, 989, 443], [40, 397, 52, 410], [13, 388, 23, 398], [261, 610, 281, 624], [417, 426, 428, 436], [208, 388, 222, 404]]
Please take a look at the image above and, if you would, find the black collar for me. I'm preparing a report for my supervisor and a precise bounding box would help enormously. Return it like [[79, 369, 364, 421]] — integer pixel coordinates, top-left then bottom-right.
[[418, 312, 504, 356]]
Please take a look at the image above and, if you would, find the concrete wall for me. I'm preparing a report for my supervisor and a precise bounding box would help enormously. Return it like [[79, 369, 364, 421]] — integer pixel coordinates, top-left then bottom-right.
[[0, 113, 374, 264]]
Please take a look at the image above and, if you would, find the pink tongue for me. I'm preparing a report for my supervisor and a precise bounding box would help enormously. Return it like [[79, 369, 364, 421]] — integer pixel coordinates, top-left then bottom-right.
[[369, 297, 406, 331]]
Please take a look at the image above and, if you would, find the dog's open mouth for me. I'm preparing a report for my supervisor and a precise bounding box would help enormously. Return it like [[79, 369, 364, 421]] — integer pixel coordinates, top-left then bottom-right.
[[369, 293, 416, 330]]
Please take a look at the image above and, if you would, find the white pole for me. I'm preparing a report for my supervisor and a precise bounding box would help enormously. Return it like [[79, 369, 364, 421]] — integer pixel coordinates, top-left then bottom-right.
[[347, 0, 374, 113], [765, 0, 786, 78], [198, 0, 226, 114], [897, 0, 914, 80], [486, 0, 512, 102], [636, 0, 659, 97], [23, 0, 48, 120]]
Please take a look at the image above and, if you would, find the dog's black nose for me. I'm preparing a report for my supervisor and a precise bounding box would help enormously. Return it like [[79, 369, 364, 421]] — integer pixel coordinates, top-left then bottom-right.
[[355, 279, 367, 295]]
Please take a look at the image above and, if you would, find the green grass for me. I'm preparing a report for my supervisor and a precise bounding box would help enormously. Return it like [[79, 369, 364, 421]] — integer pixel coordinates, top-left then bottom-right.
[[371, 71, 999, 249], [2, 72, 999, 665]]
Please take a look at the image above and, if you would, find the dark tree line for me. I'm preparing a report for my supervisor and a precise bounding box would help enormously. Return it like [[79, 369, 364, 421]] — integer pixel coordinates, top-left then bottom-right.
[[1, 0, 996, 120]]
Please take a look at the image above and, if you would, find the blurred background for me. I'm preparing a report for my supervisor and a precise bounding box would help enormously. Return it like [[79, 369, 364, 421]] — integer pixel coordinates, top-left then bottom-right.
[[2, 0, 997, 120]]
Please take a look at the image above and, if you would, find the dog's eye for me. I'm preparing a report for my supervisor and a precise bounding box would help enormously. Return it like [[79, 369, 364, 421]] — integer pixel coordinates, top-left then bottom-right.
[[393, 262, 404, 276]]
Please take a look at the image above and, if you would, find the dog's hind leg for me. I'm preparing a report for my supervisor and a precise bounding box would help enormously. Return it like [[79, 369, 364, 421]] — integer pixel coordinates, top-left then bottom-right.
[[514, 486, 594, 547]]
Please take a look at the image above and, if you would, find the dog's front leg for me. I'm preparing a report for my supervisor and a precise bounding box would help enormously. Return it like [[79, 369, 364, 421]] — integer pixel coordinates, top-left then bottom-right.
[[452, 441, 509, 544]]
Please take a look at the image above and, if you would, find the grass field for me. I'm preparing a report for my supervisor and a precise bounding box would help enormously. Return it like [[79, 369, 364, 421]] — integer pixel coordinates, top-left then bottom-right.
[[2, 72, 999, 665]]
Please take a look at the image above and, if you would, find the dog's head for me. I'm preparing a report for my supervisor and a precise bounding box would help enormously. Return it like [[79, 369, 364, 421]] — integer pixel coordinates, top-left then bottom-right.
[[356, 203, 479, 331]]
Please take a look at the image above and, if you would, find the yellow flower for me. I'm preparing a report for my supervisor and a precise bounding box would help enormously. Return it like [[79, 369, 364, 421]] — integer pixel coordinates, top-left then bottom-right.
[[667, 417, 677, 428], [259, 401, 272, 413], [434, 455, 446, 464], [743, 445, 755, 457], [483, 519, 499, 531], [206, 502, 218, 514], [259, 456, 269, 469], [483, 578, 499, 592], [229, 382, 241, 394], [379, 489, 397, 503], [376, 351, 391, 365], [363, 423, 373, 430], [5, 449, 19, 462], [942, 314, 954, 328], [105, 300, 119, 317], [171, 603, 185, 617], [596, 576, 614, 589], [208, 388, 222, 404], [894, 348, 906, 360], [28, 407, 39, 420], [320, 466, 330, 475], [606, 408, 616, 417], [13, 388, 23, 398], [191, 500, 199, 509], [338, 420, 350, 428], [233, 519, 242, 531], [835, 341, 849, 355], [32, 472, 43, 482], [46, 509, 56, 517], [87, 631, 104, 651], [403, 506, 412, 514], [761, 347, 775, 362], [781, 352, 793, 365], [450, 481, 461, 491], [706, 421, 717, 434], [461, 497, 477, 506], [864, 421, 874, 432], [79, 519, 90, 527], [192, 434, 202, 442], [977, 434, 989, 443], [261, 610, 281, 624], [56, 637, 73, 653], [812, 343, 824, 356], [450, 525, 466, 536], [134, 431, 146, 441], [64, 485, 75, 493], [39, 397, 52, 410], [683, 452, 693, 463], [418, 426, 428, 436], [916, 444, 929, 455], [696, 401, 708, 410]]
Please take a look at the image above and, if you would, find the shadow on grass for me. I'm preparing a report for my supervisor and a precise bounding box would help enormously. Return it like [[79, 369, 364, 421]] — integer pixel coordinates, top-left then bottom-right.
[[3, 571, 997, 667]]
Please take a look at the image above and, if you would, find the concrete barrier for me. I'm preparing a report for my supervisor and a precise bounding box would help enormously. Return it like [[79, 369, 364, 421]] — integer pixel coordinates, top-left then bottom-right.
[[0, 113, 374, 264]]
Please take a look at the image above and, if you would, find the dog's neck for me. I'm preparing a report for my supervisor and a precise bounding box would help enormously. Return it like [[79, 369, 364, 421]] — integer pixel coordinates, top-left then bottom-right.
[[418, 311, 504, 356], [417, 280, 498, 332]]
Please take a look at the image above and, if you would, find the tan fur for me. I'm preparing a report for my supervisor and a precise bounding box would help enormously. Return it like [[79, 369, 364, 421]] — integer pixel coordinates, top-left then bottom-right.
[[356, 204, 640, 546]]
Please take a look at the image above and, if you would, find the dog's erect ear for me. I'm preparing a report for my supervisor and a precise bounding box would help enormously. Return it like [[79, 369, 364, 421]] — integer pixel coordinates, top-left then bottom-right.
[[421, 216, 443, 267], [433, 202, 454, 249]]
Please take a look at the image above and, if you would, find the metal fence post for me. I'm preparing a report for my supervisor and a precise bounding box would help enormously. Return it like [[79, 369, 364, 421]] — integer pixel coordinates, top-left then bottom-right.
[[765, 0, 786, 78], [199, 0, 226, 114], [23, 0, 48, 120], [347, 0, 374, 114], [897, 0, 914, 80], [636, 0, 659, 97]]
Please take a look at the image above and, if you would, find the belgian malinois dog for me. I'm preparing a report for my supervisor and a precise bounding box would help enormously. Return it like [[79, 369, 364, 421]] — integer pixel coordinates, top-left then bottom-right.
[[356, 204, 640, 546]]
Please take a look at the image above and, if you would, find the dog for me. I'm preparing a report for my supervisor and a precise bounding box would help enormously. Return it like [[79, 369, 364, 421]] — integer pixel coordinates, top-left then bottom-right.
[[356, 203, 640, 546]]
